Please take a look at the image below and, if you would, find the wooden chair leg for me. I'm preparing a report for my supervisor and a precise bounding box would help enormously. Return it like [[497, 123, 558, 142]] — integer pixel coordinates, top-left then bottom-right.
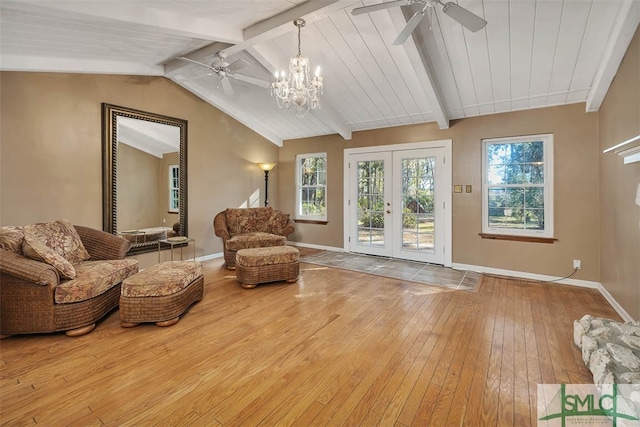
[[156, 317, 179, 327], [65, 324, 96, 337], [120, 322, 140, 328]]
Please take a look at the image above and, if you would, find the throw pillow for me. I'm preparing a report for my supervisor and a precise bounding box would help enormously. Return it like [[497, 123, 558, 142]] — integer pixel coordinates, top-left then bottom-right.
[[22, 232, 77, 279], [267, 211, 290, 235], [0, 226, 25, 254], [23, 219, 90, 264]]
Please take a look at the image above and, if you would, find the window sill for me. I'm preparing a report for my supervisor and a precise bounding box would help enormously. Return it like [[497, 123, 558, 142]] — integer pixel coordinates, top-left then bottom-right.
[[479, 233, 557, 244], [294, 219, 328, 225]]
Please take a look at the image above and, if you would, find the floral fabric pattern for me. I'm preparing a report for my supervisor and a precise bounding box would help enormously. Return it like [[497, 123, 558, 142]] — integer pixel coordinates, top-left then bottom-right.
[[225, 207, 274, 236], [23, 219, 90, 264], [22, 233, 77, 279], [55, 259, 139, 304], [266, 211, 291, 235], [121, 261, 202, 297], [236, 246, 300, 267], [225, 232, 286, 251], [0, 226, 25, 254]]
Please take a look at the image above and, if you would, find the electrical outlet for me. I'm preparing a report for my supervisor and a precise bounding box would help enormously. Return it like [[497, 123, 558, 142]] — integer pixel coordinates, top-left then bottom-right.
[[573, 259, 581, 270]]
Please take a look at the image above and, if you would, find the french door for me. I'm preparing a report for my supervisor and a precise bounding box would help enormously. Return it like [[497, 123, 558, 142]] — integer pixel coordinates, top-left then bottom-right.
[[345, 142, 451, 266]]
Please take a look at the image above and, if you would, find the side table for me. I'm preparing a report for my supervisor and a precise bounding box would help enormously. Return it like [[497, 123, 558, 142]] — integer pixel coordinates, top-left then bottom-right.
[[157, 237, 196, 263]]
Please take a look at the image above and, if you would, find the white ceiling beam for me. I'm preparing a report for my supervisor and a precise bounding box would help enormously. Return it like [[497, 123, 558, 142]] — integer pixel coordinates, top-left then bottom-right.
[[8, 0, 242, 43], [164, 43, 233, 78], [390, 8, 450, 129], [0, 54, 164, 75], [310, 105, 354, 141], [224, 0, 364, 56], [586, 0, 640, 112], [165, 1, 361, 77], [170, 77, 283, 147], [163, 0, 358, 141]]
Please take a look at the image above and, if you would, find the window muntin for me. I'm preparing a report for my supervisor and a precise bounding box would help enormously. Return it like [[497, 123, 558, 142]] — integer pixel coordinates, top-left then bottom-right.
[[296, 153, 327, 220], [482, 135, 553, 237], [169, 165, 179, 213]]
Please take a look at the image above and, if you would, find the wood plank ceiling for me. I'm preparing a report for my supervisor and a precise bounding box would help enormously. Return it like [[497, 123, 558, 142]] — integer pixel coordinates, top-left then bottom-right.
[[1, 0, 638, 146]]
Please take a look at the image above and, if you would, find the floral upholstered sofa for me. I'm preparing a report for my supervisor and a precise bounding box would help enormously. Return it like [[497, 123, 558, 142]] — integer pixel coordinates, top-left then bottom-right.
[[214, 207, 294, 270], [0, 219, 139, 337]]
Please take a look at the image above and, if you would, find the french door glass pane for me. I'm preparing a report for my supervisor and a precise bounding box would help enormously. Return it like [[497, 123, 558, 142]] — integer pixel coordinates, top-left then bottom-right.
[[357, 160, 385, 246], [401, 157, 435, 252]]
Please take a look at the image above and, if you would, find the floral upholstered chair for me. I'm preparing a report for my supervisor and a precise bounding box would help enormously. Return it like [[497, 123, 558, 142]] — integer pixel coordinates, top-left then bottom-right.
[[213, 207, 295, 270], [0, 219, 138, 337]]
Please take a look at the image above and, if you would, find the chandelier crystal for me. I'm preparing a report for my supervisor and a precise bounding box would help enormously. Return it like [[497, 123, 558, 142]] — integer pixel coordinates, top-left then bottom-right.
[[271, 19, 323, 117]]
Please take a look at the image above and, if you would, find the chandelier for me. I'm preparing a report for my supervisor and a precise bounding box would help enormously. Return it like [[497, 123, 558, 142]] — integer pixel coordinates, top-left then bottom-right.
[[271, 19, 323, 116]]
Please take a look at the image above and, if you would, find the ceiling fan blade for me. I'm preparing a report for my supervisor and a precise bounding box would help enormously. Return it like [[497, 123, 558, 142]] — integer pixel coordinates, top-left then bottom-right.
[[351, 0, 408, 16], [221, 77, 234, 95], [227, 58, 250, 73], [392, 11, 425, 45], [177, 56, 215, 71], [441, 2, 486, 32], [233, 73, 272, 89]]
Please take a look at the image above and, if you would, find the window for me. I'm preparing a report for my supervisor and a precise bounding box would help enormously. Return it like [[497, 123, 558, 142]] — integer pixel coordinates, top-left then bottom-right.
[[296, 153, 327, 220], [482, 134, 553, 238], [169, 165, 179, 213]]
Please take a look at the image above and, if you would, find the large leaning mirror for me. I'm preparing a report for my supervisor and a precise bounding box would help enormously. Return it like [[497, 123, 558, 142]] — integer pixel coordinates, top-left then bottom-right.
[[102, 103, 188, 255]]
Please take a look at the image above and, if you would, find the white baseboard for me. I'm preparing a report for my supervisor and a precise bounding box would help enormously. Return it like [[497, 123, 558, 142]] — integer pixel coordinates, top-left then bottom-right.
[[196, 252, 223, 262], [287, 241, 344, 252], [453, 262, 633, 322], [194, 250, 634, 322], [596, 283, 634, 323]]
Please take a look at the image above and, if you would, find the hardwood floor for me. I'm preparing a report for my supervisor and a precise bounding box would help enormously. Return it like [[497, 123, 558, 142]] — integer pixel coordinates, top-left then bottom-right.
[[0, 249, 621, 426]]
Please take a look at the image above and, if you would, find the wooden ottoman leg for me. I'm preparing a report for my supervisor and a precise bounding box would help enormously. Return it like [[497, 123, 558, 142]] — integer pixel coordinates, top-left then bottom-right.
[[120, 321, 139, 328], [156, 317, 179, 327], [65, 324, 96, 337]]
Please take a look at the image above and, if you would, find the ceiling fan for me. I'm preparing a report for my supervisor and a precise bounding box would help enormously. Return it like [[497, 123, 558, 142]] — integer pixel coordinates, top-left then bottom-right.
[[352, 0, 487, 45], [178, 52, 271, 95]]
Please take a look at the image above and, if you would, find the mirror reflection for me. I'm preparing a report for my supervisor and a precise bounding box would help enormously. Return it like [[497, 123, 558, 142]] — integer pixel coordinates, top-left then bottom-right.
[[102, 103, 188, 255]]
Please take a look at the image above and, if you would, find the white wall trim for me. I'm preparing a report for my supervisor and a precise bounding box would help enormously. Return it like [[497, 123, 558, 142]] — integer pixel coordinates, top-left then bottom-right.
[[343, 139, 453, 266], [453, 262, 634, 322], [287, 241, 344, 252], [596, 283, 634, 323], [196, 250, 633, 322], [196, 252, 223, 262]]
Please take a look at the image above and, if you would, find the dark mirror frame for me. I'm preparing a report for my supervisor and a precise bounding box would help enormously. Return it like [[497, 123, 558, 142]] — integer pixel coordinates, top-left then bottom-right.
[[102, 103, 188, 255]]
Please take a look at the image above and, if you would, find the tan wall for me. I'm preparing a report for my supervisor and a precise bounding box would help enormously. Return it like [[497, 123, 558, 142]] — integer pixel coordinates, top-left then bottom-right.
[[598, 27, 640, 320], [0, 72, 279, 268], [117, 143, 163, 231], [280, 103, 601, 281]]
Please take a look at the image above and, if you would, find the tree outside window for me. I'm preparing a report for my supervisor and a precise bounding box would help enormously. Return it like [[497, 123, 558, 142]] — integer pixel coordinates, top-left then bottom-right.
[[296, 153, 327, 220], [482, 134, 553, 238]]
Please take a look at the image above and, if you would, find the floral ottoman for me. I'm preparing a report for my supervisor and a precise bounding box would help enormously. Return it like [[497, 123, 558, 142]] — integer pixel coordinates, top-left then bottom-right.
[[235, 246, 300, 289], [119, 261, 203, 327]]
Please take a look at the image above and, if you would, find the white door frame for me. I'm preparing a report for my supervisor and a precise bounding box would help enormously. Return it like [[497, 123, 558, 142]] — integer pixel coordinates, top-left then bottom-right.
[[343, 139, 452, 267]]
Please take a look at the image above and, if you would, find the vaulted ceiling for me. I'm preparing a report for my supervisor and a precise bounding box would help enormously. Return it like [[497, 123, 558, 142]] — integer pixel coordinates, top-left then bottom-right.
[[1, 0, 638, 146]]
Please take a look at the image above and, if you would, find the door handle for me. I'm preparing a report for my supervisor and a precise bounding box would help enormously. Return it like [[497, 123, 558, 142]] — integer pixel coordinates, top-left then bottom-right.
[[386, 210, 391, 214], [387, 202, 391, 206]]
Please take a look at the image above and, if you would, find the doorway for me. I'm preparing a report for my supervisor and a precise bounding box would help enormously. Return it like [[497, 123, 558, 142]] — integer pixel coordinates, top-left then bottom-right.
[[343, 140, 452, 266]]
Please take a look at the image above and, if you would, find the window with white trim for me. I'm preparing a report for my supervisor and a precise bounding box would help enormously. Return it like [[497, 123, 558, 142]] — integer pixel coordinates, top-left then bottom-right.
[[168, 165, 179, 213], [482, 134, 553, 238], [296, 153, 327, 220]]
